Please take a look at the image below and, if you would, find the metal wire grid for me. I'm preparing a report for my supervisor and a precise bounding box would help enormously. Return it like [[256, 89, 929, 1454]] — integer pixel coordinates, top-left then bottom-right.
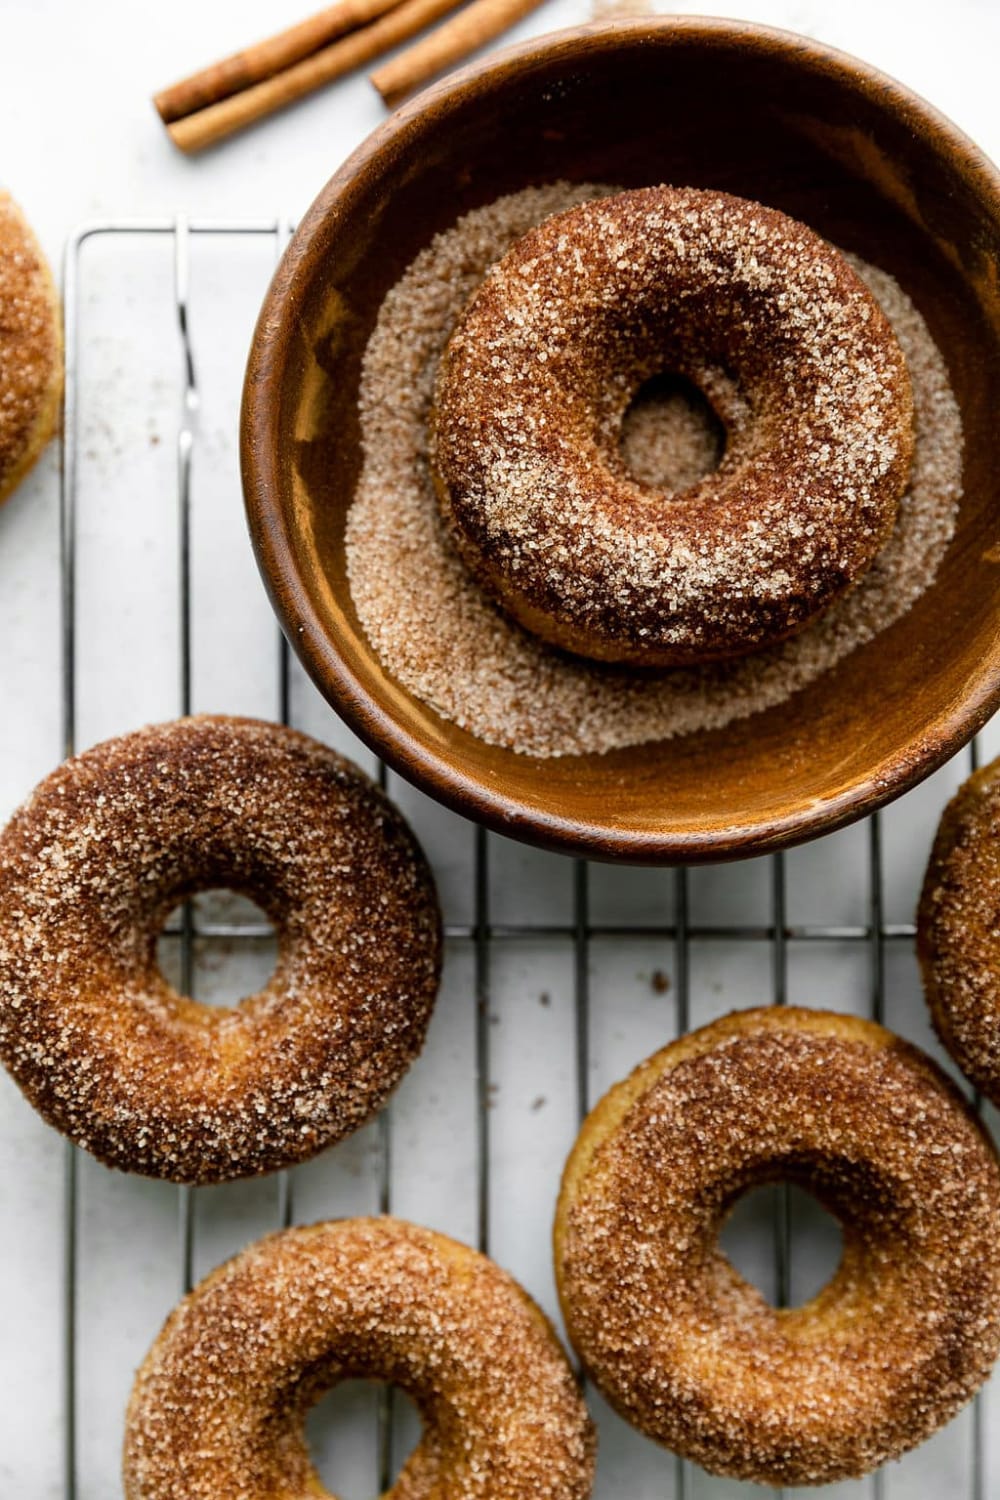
[[56, 217, 985, 1500]]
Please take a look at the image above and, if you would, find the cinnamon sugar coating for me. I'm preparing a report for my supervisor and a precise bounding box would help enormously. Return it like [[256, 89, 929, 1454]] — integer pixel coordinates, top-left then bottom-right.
[[123, 1217, 596, 1500], [431, 186, 914, 666], [346, 184, 961, 757], [0, 191, 62, 504], [554, 1007, 1000, 1486], [0, 716, 441, 1184], [918, 758, 1000, 1103]]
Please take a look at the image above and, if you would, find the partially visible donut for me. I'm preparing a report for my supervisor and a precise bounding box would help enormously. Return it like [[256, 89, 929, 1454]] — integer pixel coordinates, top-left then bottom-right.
[[0, 191, 62, 505], [918, 757, 1000, 1102], [431, 186, 913, 666], [123, 1216, 596, 1500], [0, 716, 441, 1184], [554, 1006, 1000, 1486]]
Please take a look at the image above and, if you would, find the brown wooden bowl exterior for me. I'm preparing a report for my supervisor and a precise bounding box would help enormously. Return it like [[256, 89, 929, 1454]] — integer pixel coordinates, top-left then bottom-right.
[[241, 17, 1000, 864]]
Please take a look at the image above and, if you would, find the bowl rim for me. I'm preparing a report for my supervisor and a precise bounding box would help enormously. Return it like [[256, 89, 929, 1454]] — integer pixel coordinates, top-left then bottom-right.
[[241, 15, 1000, 864]]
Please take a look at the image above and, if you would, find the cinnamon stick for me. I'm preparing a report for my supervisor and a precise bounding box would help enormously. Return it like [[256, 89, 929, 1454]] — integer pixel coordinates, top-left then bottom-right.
[[154, 0, 406, 124], [165, 0, 467, 153], [370, 0, 547, 106]]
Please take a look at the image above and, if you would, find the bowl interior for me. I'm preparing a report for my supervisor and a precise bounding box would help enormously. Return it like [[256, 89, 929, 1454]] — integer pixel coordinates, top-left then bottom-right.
[[243, 19, 1000, 861]]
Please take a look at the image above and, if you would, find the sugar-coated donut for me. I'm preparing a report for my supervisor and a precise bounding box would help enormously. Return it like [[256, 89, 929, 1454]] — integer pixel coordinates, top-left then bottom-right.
[[0, 191, 62, 505], [554, 1006, 1000, 1486], [123, 1216, 596, 1500], [918, 757, 1000, 1103], [431, 186, 913, 666], [0, 716, 441, 1184]]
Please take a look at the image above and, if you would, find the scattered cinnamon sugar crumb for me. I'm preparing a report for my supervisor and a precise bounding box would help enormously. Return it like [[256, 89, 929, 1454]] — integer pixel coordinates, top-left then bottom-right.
[[345, 184, 962, 758], [650, 968, 670, 995]]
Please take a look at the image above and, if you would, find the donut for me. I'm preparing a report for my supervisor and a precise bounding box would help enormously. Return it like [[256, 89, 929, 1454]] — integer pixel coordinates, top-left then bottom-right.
[[0, 190, 62, 505], [554, 1006, 1000, 1486], [431, 186, 914, 667], [0, 716, 441, 1184], [123, 1216, 596, 1500], [918, 757, 1000, 1102]]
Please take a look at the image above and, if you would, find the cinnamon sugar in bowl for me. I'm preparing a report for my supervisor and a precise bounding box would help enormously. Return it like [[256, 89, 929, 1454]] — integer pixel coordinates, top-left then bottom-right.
[[242, 18, 1000, 863]]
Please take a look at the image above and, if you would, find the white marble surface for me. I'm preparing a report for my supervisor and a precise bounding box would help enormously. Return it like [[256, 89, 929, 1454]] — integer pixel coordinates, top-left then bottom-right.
[[1, 1, 999, 1496]]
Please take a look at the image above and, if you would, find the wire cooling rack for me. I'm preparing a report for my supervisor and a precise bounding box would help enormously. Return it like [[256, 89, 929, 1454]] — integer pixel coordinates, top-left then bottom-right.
[[38, 217, 999, 1499]]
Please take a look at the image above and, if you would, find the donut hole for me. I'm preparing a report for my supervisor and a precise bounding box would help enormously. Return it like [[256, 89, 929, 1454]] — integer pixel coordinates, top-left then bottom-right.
[[306, 1379, 421, 1498], [720, 1182, 844, 1308], [619, 372, 726, 492], [156, 889, 278, 1009]]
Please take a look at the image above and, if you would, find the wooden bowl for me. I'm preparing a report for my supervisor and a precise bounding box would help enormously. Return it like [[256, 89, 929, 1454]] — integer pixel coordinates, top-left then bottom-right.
[[242, 18, 1000, 863]]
